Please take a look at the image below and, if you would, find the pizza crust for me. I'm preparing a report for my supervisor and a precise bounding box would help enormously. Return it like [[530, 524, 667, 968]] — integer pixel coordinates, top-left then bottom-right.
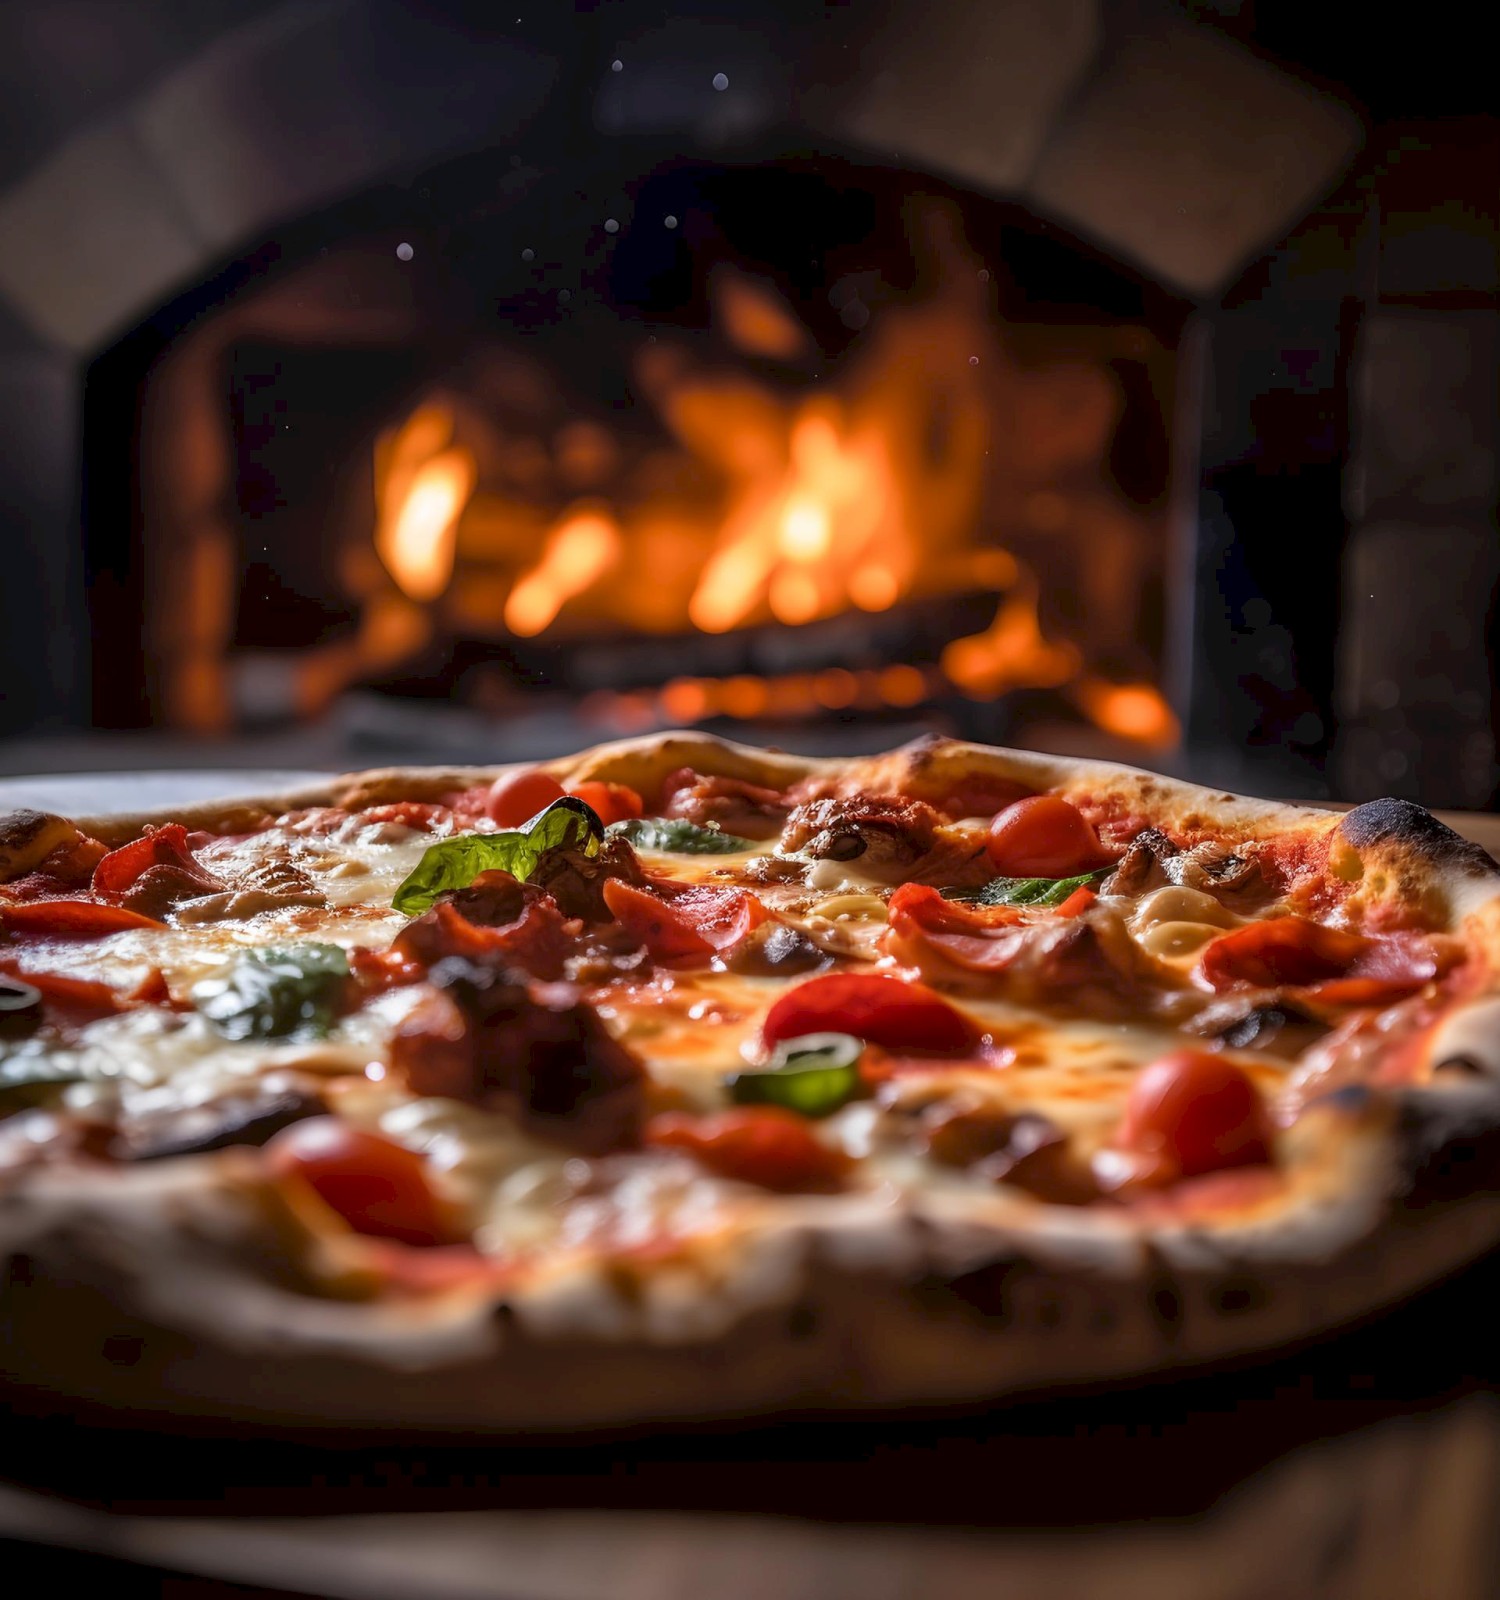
[[5, 730, 1500, 1433]]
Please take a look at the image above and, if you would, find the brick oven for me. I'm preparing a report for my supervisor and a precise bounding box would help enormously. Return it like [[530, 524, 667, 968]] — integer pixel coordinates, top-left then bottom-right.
[[0, 1, 1494, 807]]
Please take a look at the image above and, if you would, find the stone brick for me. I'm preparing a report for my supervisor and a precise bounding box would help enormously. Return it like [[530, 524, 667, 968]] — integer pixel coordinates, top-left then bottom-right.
[[133, 0, 556, 252], [0, 351, 88, 730], [1028, 21, 1360, 296], [0, 119, 204, 350], [1334, 520, 1499, 807], [1347, 311, 1499, 520], [816, 0, 1099, 195]]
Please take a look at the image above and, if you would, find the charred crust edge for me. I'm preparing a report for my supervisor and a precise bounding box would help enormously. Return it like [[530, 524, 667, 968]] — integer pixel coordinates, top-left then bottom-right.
[[1337, 797, 1500, 877]]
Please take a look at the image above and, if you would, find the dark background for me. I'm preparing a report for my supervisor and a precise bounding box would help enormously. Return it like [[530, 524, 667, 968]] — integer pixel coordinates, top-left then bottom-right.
[[0, 0, 1494, 804]]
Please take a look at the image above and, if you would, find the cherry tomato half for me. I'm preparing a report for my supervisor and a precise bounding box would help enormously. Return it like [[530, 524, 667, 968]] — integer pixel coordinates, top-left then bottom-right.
[[1116, 1050, 1272, 1180], [264, 1118, 451, 1246], [568, 780, 644, 826], [761, 972, 976, 1055], [647, 1108, 850, 1192], [484, 769, 566, 828], [986, 795, 1112, 879]]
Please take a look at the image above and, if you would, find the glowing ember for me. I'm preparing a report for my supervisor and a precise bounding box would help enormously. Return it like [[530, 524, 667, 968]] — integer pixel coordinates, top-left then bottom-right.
[[687, 400, 924, 632], [941, 577, 1080, 699], [714, 268, 812, 361], [374, 404, 476, 602], [367, 201, 1175, 754], [1072, 678, 1180, 749], [504, 508, 622, 637]]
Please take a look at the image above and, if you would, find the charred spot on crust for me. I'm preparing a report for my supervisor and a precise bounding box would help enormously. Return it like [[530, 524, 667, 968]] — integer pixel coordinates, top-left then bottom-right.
[[0, 809, 81, 882], [786, 1302, 820, 1340], [1148, 1276, 1182, 1337], [100, 1333, 145, 1367], [1210, 1277, 1268, 1316], [1338, 798, 1500, 877], [895, 732, 952, 774], [942, 1258, 1022, 1322]]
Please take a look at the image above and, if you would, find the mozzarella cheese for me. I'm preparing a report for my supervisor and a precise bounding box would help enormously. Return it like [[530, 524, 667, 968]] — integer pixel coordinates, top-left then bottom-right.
[[0, 805, 1309, 1251]]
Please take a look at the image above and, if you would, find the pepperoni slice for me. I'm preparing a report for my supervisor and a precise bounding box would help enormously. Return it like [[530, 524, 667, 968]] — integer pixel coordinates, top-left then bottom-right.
[[0, 900, 166, 938], [0, 963, 134, 1027], [602, 879, 765, 961], [885, 883, 1030, 973], [1197, 918, 1445, 1005], [91, 824, 213, 896], [646, 1108, 851, 1192], [761, 971, 976, 1055]]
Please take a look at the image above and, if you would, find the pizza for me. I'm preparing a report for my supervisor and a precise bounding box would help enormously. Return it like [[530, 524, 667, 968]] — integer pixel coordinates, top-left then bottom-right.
[[2, 731, 1500, 1434]]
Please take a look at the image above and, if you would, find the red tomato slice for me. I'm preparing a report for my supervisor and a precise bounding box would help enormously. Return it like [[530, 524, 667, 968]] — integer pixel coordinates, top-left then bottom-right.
[[0, 962, 133, 1026], [761, 971, 976, 1054], [264, 1118, 452, 1246], [1055, 885, 1097, 917], [0, 900, 166, 937], [602, 878, 764, 961], [1116, 1049, 1272, 1180], [1197, 918, 1443, 1004], [567, 781, 644, 826], [484, 769, 567, 828], [91, 824, 214, 896], [646, 1108, 850, 1192], [986, 795, 1113, 879]]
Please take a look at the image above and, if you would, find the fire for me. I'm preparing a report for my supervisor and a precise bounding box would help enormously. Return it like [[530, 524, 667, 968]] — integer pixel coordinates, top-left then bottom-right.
[[365, 200, 1176, 756], [504, 507, 622, 637], [679, 266, 988, 634], [374, 404, 475, 602], [714, 268, 812, 361], [1072, 678, 1180, 749], [941, 576, 1080, 698]]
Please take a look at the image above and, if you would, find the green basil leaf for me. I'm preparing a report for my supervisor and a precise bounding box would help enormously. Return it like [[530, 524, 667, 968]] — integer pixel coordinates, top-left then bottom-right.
[[393, 797, 604, 915], [607, 816, 757, 855], [726, 1032, 864, 1118], [942, 867, 1109, 908], [193, 943, 351, 1042]]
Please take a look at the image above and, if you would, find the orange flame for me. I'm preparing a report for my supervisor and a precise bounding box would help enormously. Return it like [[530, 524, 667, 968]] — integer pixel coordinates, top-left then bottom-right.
[[687, 406, 910, 632], [714, 268, 812, 361], [1072, 678, 1180, 749], [374, 404, 476, 602], [941, 576, 1080, 698], [504, 507, 622, 637], [367, 202, 1177, 755]]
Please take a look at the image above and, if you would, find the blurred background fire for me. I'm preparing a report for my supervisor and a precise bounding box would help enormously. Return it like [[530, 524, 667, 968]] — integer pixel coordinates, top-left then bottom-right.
[[0, 1, 1493, 806]]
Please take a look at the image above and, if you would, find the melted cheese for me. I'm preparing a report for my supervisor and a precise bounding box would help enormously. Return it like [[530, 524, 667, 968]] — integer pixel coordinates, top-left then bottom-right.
[[8, 822, 439, 992], [1, 803, 1316, 1252]]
